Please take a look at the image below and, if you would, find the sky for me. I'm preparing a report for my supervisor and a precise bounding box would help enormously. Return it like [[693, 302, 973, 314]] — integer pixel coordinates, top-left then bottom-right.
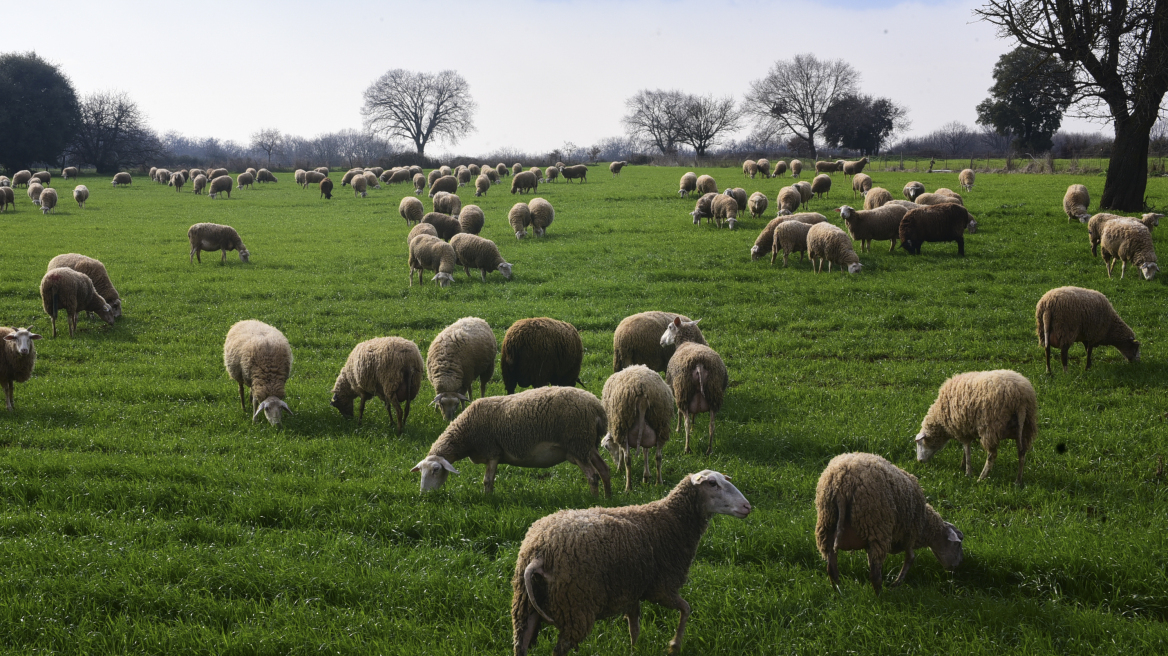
[[11, 0, 1105, 157]]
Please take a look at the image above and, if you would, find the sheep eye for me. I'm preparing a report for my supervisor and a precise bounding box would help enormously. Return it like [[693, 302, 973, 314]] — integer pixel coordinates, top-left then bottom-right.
[[706, 480, 717, 487]]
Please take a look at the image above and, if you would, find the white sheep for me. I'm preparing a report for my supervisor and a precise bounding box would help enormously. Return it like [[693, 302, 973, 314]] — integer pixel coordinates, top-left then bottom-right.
[[678, 172, 697, 197], [329, 336, 423, 433], [747, 191, 768, 218], [1100, 219, 1159, 280], [188, 223, 249, 264], [40, 267, 115, 337], [1, 327, 41, 411], [1063, 184, 1091, 222], [600, 365, 674, 491], [958, 168, 975, 192], [426, 317, 498, 421], [1036, 286, 1140, 373], [450, 233, 513, 281], [1087, 212, 1161, 256], [408, 234, 456, 287], [399, 196, 424, 225], [807, 222, 862, 273], [529, 198, 554, 236], [223, 320, 293, 426], [72, 185, 89, 208]]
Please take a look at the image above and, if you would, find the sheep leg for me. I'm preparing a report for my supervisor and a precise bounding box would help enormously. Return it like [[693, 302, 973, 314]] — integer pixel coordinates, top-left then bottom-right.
[[590, 449, 612, 498], [888, 239, 897, 253], [705, 411, 716, 455], [515, 613, 541, 656], [389, 397, 404, 434], [653, 591, 691, 655], [1045, 345, 1052, 374], [867, 551, 884, 596], [1104, 255, 1114, 278], [3, 381, 13, 411], [479, 268, 487, 282], [189, 246, 197, 264], [674, 407, 681, 432], [483, 459, 498, 494], [978, 447, 997, 481], [655, 444, 663, 485], [1015, 429, 1027, 487], [890, 548, 915, 587], [221, 249, 227, 264], [1120, 261, 1126, 279], [962, 442, 972, 476], [401, 398, 411, 431], [69, 311, 78, 337], [1060, 346, 1070, 373], [463, 264, 471, 278], [1085, 346, 1094, 370], [642, 443, 652, 485], [682, 411, 693, 454], [238, 382, 247, 411], [623, 444, 633, 494]]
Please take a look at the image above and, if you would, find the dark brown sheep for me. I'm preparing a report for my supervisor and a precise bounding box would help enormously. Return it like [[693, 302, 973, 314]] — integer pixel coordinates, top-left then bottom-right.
[[898, 203, 972, 256], [501, 318, 583, 394], [422, 212, 462, 241]]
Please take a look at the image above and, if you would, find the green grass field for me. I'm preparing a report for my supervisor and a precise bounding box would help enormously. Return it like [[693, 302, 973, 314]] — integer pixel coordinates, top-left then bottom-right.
[[1, 165, 1166, 655]]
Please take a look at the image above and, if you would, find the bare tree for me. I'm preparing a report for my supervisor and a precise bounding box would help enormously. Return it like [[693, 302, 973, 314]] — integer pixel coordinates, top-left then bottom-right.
[[622, 89, 685, 155], [675, 94, 742, 157], [67, 91, 161, 174], [976, 0, 1168, 210], [978, 123, 1015, 156], [935, 121, 977, 157], [744, 54, 859, 160], [250, 128, 283, 168], [361, 69, 476, 157]]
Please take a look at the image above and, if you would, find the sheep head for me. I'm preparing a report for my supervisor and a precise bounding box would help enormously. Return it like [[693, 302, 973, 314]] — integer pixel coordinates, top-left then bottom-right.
[[95, 303, 116, 326], [432, 272, 454, 287], [689, 471, 751, 518], [928, 522, 964, 571], [847, 263, 863, 274], [254, 397, 292, 427], [412, 455, 459, 491], [497, 262, 513, 279], [109, 298, 123, 318], [660, 316, 701, 347], [3, 327, 41, 356], [238, 247, 250, 263], [1116, 338, 1141, 362], [430, 392, 469, 422], [1140, 262, 1159, 280], [600, 433, 622, 466], [913, 428, 949, 462]]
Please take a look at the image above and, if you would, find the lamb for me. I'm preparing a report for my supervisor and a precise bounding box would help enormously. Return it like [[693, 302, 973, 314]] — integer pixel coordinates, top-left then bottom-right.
[[319, 177, 334, 199], [1035, 286, 1140, 374], [814, 160, 838, 175], [1100, 219, 1159, 280], [790, 159, 803, 177], [747, 191, 768, 218], [771, 219, 814, 266], [561, 164, 588, 183], [40, 267, 115, 337], [407, 222, 439, 243], [329, 336, 423, 433], [810, 174, 832, 200], [609, 161, 627, 177], [1087, 212, 1161, 256], [192, 174, 208, 195], [695, 174, 717, 195], [914, 192, 963, 207], [399, 196, 424, 225], [426, 317, 498, 421], [836, 203, 909, 253], [749, 213, 827, 260], [794, 180, 812, 204], [12, 170, 32, 187], [863, 187, 892, 209], [511, 470, 751, 656], [501, 317, 583, 394], [528, 198, 555, 236], [475, 173, 490, 197], [723, 187, 748, 214], [959, 168, 975, 192], [665, 342, 728, 455], [842, 157, 870, 175], [757, 158, 771, 178], [433, 191, 463, 218], [413, 173, 427, 195], [458, 204, 485, 234], [711, 193, 739, 229], [207, 175, 233, 199], [0, 327, 41, 411], [511, 171, 539, 194], [72, 185, 88, 208], [808, 222, 863, 273], [458, 167, 472, 186], [223, 320, 293, 426], [236, 172, 255, 189], [188, 222, 250, 266], [408, 234, 457, 287], [28, 182, 44, 205], [776, 186, 801, 215], [47, 253, 122, 318], [170, 172, 185, 191], [421, 212, 462, 241], [62, 166, 79, 180], [429, 175, 458, 197], [815, 452, 964, 595], [915, 370, 1037, 486], [898, 204, 972, 256], [600, 365, 675, 491], [451, 233, 513, 282], [39, 188, 58, 214], [851, 173, 872, 199], [256, 168, 277, 183], [351, 173, 368, 197], [543, 166, 558, 183], [903, 181, 925, 201], [362, 170, 381, 190], [412, 385, 611, 497], [509, 202, 533, 239], [742, 159, 758, 178], [1063, 184, 1092, 222], [613, 312, 705, 372], [773, 160, 788, 177]]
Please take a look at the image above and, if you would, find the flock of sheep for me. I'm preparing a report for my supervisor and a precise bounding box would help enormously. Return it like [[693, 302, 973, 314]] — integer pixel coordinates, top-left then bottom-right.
[[0, 156, 1159, 655]]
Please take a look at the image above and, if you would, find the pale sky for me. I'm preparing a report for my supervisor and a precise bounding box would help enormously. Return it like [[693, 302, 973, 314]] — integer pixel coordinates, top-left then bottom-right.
[[12, 0, 1103, 157]]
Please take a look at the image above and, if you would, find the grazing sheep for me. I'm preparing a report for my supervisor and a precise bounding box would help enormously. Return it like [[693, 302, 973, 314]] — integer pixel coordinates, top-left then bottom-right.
[[223, 320, 293, 426], [384, 169, 412, 185], [511, 171, 538, 194], [27, 182, 44, 206], [62, 166, 79, 180], [836, 204, 909, 253], [411, 173, 426, 195], [451, 233, 513, 282], [743, 159, 759, 178], [679, 172, 698, 197], [773, 160, 788, 177], [468, 164, 480, 176], [458, 204, 485, 234], [814, 160, 838, 175], [1088, 212, 1161, 256], [40, 267, 115, 338], [934, 188, 963, 202], [528, 167, 542, 181], [0, 175, 9, 187], [399, 196, 424, 225], [613, 312, 705, 373], [497, 163, 508, 178], [458, 167, 472, 186], [690, 192, 718, 225], [561, 164, 588, 183], [808, 222, 862, 273], [192, 174, 208, 195], [794, 181, 813, 204], [188, 223, 249, 264], [771, 219, 814, 266], [666, 342, 728, 455], [31, 171, 50, 184], [72, 185, 89, 208], [747, 191, 768, 218], [749, 213, 827, 260], [1100, 219, 1159, 280], [610, 161, 627, 177], [363, 170, 381, 190], [170, 172, 186, 191], [724, 187, 748, 214], [409, 165, 423, 177], [511, 470, 750, 656], [757, 158, 771, 178], [427, 170, 442, 188], [313, 167, 329, 176], [501, 318, 583, 394], [903, 181, 925, 201], [815, 452, 964, 595], [433, 191, 463, 218], [341, 170, 360, 186], [914, 192, 963, 207], [351, 173, 368, 198], [555, 161, 565, 169], [711, 193, 739, 229], [511, 163, 522, 176], [330, 336, 423, 433], [1035, 286, 1140, 373], [810, 174, 832, 200], [236, 172, 255, 189], [863, 187, 892, 209], [207, 175, 233, 199], [852, 174, 872, 199], [210, 168, 230, 180], [319, 177, 334, 199], [509, 202, 533, 239], [295, 169, 307, 186], [440, 165, 453, 178], [790, 159, 803, 177], [475, 173, 490, 197], [426, 317, 498, 421], [407, 222, 439, 243], [39, 188, 58, 214], [959, 168, 975, 192], [528, 198, 555, 236], [0, 187, 12, 212], [412, 386, 611, 497], [430, 175, 458, 197], [0, 327, 41, 411], [256, 168, 277, 183], [776, 186, 802, 215], [543, 166, 558, 183], [841, 157, 870, 175], [408, 234, 457, 287], [1063, 184, 1092, 223], [12, 170, 32, 187], [600, 365, 674, 491], [899, 204, 972, 256], [304, 171, 327, 186], [47, 254, 121, 318], [422, 212, 462, 241], [245, 167, 257, 180], [695, 174, 716, 195]]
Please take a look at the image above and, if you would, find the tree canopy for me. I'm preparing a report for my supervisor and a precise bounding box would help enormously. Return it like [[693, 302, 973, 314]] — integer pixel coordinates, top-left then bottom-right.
[[822, 94, 909, 156], [0, 52, 80, 172], [361, 69, 476, 157], [975, 46, 1075, 154]]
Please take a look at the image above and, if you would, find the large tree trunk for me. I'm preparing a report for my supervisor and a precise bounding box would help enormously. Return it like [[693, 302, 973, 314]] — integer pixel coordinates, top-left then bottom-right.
[[1101, 117, 1153, 211]]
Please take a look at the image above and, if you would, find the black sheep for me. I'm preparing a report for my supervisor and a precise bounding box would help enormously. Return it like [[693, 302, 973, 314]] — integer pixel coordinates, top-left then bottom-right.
[[899, 204, 972, 256], [501, 318, 583, 394]]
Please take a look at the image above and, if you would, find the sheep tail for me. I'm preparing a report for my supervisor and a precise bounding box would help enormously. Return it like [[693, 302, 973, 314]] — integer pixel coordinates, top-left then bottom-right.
[[51, 290, 59, 318], [1039, 310, 1049, 347], [523, 558, 555, 625], [697, 364, 706, 399]]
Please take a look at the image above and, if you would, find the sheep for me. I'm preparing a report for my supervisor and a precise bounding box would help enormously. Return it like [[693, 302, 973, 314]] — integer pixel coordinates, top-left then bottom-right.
[[170, 172, 186, 192], [613, 312, 705, 373], [885, 199, 922, 210], [609, 161, 627, 177], [487, 168, 501, 185], [433, 191, 463, 218], [509, 202, 533, 239], [210, 168, 231, 179], [468, 164, 480, 176], [840, 157, 868, 175], [914, 192, 963, 207], [62, 166, 79, 180], [458, 204, 485, 234], [771, 219, 814, 266], [451, 233, 513, 282], [32, 171, 51, 184], [776, 186, 801, 215], [39, 188, 57, 214], [678, 171, 698, 197], [440, 165, 454, 178], [511, 171, 539, 194], [68, 185, 87, 209], [363, 170, 381, 190], [773, 160, 788, 177], [411, 173, 426, 195], [236, 172, 254, 189], [245, 167, 257, 180], [511, 470, 750, 656], [399, 196, 424, 225], [40, 267, 115, 338], [1035, 285, 1140, 374], [47, 253, 122, 318], [543, 166, 559, 183], [525, 167, 541, 182], [934, 188, 963, 202], [555, 161, 565, 169], [958, 168, 975, 192], [749, 213, 827, 261], [899, 204, 972, 256], [422, 212, 462, 241], [724, 187, 748, 214], [852, 173, 872, 199], [711, 193, 739, 229], [222, 320, 292, 426], [28, 182, 44, 206], [304, 171, 326, 186], [1100, 219, 1159, 280], [695, 174, 716, 195], [351, 173, 368, 198], [790, 159, 803, 177], [426, 317, 498, 421], [475, 173, 490, 197], [408, 234, 457, 287], [207, 175, 233, 200], [863, 187, 892, 209], [903, 181, 925, 201], [500, 317, 583, 394], [528, 198, 555, 236], [458, 167, 472, 186], [427, 169, 442, 188], [329, 336, 423, 433], [409, 165, 423, 177], [320, 177, 334, 199], [814, 160, 838, 175], [0, 327, 41, 411], [807, 222, 862, 274], [599, 365, 674, 491], [1063, 184, 1092, 222], [561, 164, 588, 183], [407, 222, 439, 243], [430, 175, 458, 197], [192, 174, 208, 195], [12, 170, 32, 187], [914, 370, 1038, 487], [497, 163, 508, 177], [810, 174, 832, 200], [794, 180, 813, 204], [755, 158, 771, 178], [0, 187, 12, 212], [384, 169, 411, 184], [836, 203, 909, 253], [742, 159, 758, 178], [665, 342, 728, 455], [412, 386, 611, 497], [256, 168, 277, 183], [511, 163, 522, 176], [0, 175, 9, 187], [1087, 212, 1161, 256], [815, 452, 964, 595], [188, 223, 249, 264], [747, 191, 768, 218]]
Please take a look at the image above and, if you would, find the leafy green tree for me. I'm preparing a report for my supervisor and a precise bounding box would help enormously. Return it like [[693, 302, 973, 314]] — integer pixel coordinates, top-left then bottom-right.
[[0, 52, 80, 172], [975, 46, 1074, 154], [822, 94, 910, 156]]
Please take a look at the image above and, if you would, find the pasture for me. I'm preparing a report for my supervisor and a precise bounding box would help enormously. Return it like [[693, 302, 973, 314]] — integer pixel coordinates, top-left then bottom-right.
[[0, 164, 1166, 655]]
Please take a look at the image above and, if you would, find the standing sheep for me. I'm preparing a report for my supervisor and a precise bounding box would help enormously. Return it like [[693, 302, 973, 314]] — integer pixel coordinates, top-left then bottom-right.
[[747, 191, 768, 218], [613, 311, 705, 373], [207, 175, 233, 199], [851, 173, 872, 199], [915, 370, 1038, 485], [863, 187, 893, 209], [750, 213, 827, 260], [422, 212, 462, 241], [1035, 286, 1140, 373], [62, 166, 79, 180], [666, 341, 728, 455], [544, 166, 559, 183], [433, 191, 463, 218], [429, 175, 458, 197], [475, 173, 490, 197], [771, 219, 814, 266], [773, 160, 788, 177], [40, 268, 115, 338], [413, 173, 427, 195], [407, 223, 439, 244], [1, 327, 41, 411], [399, 196, 424, 225], [192, 174, 208, 195], [320, 177, 334, 199], [72, 185, 89, 208], [28, 182, 43, 206], [836, 204, 909, 253], [794, 181, 813, 204], [458, 167, 472, 186], [807, 222, 863, 273], [679, 172, 698, 197], [695, 174, 717, 195], [815, 452, 964, 595], [776, 186, 801, 215], [814, 160, 838, 175], [451, 233, 513, 281], [810, 174, 832, 200], [958, 168, 975, 192], [511, 171, 538, 194], [1087, 212, 1161, 256], [39, 188, 58, 214], [330, 336, 423, 433], [236, 172, 255, 189], [351, 173, 368, 198], [188, 223, 249, 264], [313, 167, 329, 176], [914, 192, 963, 207], [363, 170, 381, 190], [757, 158, 771, 178], [408, 234, 457, 287], [12, 170, 32, 187], [223, 320, 293, 426], [609, 161, 627, 177], [501, 318, 582, 394], [496, 163, 509, 178], [742, 159, 758, 178], [458, 204, 485, 234], [304, 171, 327, 187], [509, 202, 533, 239], [47, 253, 122, 318], [170, 172, 186, 192], [903, 181, 925, 201], [898, 204, 971, 256], [723, 187, 748, 214], [601, 365, 674, 490], [295, 169, 307, 186], [841, 157, 870, 175], [790, 159, 803, 177], [561, 165, 588, 183], [256, 168, 277, 183], [529, 198, 555, 236], [690, 192, 718, 225], [1100, 219, 1159, 280], [426, 317, 498, 421], [711, 194, 739, 229], [1063, 184, 1091, 222]]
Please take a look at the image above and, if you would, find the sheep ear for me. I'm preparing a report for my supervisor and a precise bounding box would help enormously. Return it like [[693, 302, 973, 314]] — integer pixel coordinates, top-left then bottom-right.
[[914, 434, 925, 444], [945, 525, 962, 542], [252, 402, 267, 421], [690, 473, 706, 484], [430, 395, 442, 407], [441, 459, 460, 474], [2, 334, 13, 342], [277, 399, 292, 415], [410, 460, 426, 473]]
